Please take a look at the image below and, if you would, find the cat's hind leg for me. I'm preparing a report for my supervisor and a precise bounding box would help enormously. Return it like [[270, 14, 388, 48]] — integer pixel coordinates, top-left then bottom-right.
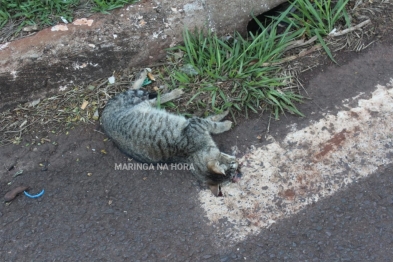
[[149, 88, 184, 105]]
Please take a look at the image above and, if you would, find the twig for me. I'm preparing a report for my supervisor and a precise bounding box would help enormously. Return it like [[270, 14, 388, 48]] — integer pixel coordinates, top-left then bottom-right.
[[94, 129, 105, 135], [264, 115, 272, 139], [284, 36, 318, 52], [328, 20, 371, 37], [263, 44, 322, 67], [4, 119, 38, 134]]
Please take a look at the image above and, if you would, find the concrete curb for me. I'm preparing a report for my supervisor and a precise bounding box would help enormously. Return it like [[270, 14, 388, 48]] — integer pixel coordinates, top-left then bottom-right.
[[0, 0, 285, 111]]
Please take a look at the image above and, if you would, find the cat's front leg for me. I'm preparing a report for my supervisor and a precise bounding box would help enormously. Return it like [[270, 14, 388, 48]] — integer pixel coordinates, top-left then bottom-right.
[[205, 110, 229, 122]]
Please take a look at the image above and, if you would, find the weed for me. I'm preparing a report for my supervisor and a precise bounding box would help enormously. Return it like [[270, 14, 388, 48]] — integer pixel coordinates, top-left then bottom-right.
[[92, 0, 136, 13], [273, 0, 351, 62], [166, 22, 305, 119], [0, 0, 79, 31], [0, 0, 137, 34]]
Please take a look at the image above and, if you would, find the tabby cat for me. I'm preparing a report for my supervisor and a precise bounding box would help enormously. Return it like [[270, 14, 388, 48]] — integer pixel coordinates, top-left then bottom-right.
[[100, 88, 240, 195]]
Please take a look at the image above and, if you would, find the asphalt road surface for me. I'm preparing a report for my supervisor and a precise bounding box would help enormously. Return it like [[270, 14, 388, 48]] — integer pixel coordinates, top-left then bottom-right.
[[1, 41, 393, 261]]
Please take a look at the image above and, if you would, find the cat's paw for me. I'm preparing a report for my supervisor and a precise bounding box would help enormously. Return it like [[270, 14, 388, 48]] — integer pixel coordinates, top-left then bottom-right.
[[222, 120, 233, 131], [208, 110, 229, 122]]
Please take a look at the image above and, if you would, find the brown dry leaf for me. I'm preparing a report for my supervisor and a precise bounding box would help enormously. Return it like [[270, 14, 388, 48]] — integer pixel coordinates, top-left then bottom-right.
[[81, 100, 89, 110], [139, 19, 147, 26], [147, 72, 155, 81]]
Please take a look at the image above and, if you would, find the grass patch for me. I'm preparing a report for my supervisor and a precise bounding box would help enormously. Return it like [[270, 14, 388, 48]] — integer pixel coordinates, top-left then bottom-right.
[[273, 0, 351, 62], [0, 0, 357, 145], [0, 0, 137, 34], [163, 0, 351, 117], [165, 24, 305, 119], [91, 0, 136, 13]]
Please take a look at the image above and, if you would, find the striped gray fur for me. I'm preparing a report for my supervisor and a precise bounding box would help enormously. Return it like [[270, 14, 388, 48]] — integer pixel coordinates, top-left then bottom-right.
[[101, 88, 239, 194]]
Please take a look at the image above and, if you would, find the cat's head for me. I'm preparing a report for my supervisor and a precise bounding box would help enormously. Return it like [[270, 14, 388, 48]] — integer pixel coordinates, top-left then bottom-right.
[[205, 152, 242, 196]]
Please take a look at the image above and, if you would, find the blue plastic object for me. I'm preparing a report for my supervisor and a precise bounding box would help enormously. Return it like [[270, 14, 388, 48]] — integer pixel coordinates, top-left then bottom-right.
[[24, 189, 45, 199]]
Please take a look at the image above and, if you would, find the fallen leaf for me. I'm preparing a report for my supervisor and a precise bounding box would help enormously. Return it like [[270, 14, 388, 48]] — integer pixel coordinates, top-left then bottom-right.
[[29, 98, 40, 107], [147, 72, 155, 81], [4, 186, 29, 202], [81, 100, 89, 110]]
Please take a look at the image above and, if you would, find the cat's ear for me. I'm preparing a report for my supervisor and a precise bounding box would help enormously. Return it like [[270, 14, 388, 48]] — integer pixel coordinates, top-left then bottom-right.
[[209, 185, 220, 196], [207, 160, 226, 175]]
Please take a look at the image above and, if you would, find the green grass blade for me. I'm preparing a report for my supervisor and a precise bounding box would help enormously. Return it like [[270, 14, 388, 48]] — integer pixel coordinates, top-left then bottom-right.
[[316, 31, 337, 64]]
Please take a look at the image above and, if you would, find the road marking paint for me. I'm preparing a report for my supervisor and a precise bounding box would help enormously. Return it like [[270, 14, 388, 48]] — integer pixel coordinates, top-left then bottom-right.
[[199, 79, 393, 242]]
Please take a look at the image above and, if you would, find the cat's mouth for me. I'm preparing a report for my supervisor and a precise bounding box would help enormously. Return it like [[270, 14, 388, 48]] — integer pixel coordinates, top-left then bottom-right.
[[209, 161, 242, 196], [227, 161, 242, 183], [231, 172, 242, 183]]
